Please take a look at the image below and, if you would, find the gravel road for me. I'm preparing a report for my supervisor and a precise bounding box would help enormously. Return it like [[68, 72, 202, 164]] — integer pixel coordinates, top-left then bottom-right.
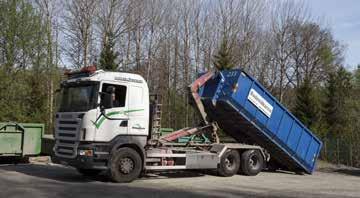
[[0, 160, 359, 198]]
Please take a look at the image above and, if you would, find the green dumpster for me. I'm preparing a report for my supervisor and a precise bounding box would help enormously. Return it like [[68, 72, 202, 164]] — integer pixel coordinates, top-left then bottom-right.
[[0, 122, 44, 157]]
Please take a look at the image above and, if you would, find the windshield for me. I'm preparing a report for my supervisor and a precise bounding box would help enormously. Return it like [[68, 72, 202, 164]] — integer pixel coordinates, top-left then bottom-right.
[[58, 82, 99, 112]]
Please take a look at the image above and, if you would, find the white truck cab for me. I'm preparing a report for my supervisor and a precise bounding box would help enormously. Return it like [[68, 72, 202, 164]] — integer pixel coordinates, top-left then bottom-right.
[[54, 67, 150, 175]]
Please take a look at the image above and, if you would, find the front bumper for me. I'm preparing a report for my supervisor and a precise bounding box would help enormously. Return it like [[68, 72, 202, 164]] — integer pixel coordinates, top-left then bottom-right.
[[53, 142, 109, 170]]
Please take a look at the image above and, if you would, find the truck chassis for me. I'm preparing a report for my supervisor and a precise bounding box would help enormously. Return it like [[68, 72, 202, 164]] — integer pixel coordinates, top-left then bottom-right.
[[105, 70, 270, 182]]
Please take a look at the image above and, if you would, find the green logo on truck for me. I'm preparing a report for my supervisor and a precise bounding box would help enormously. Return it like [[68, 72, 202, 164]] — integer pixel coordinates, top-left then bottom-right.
[[92, 109, 144, 129]]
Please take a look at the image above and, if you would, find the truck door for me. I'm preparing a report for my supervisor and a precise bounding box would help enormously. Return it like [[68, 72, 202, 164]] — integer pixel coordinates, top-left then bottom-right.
[[128, 85, 148, 136], [95, 83, 129, 142]]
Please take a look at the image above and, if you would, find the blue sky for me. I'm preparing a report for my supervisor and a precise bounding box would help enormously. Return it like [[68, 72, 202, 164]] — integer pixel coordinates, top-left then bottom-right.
[[305, 0, 360, 70]]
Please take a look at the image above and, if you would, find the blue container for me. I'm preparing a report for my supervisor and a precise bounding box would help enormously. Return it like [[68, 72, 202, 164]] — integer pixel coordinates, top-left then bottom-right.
[[200, 69, 322, 174]]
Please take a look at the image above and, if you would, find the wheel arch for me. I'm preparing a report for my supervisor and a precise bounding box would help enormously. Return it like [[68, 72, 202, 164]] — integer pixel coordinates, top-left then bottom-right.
[[109, 135, 147, 169], [213, 144, 269, 162]]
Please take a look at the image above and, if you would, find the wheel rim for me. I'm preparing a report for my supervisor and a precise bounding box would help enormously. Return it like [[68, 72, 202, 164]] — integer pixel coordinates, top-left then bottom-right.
[[225, 156, 235, 169], [119, 157, 134, 174], [249, 155, 258, 169]]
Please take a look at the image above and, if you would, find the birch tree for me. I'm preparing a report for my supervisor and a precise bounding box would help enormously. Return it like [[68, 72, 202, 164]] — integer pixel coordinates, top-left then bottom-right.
[[63, 0, 98, 68]]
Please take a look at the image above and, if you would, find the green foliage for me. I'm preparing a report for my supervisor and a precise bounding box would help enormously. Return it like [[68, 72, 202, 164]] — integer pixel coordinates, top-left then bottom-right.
[[355, 65, 360, 86], [0, 69, 48, 123], [349, 66, 360, 135], [324, 67, 353, 137], [0, 0, 61, 130], [213, 38, 235, 70], [317, 41, 336, 73], [99, 32, 119, 71], [293, 78, 322, 131], [321, 67, 360, 165], [0, 0, 46, 70]]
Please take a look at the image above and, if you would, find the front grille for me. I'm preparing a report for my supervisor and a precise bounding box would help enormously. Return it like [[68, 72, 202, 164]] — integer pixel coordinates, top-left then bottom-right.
[[54, 114, 81, 158], [59, 139, 76, 144], [57, 145, 76, 155], [59, 120, 77, 125], [59, 126, 77, 131], [58, 133, 76, 137]]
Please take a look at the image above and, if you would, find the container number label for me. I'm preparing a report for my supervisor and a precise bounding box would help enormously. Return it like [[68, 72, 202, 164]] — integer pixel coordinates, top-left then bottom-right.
[[247, 89, 273, 117]]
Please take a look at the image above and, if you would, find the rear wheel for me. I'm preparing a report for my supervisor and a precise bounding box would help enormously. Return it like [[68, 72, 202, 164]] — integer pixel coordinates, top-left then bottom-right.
[[109, 147, 142, 183], [217, 149, 240, 177], [240, 150, 264, 176], [77, 168, 102, 177]]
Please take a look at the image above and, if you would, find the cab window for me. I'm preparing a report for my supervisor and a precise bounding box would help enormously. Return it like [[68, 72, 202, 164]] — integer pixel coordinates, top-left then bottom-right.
[[102, 83, 127, 107]]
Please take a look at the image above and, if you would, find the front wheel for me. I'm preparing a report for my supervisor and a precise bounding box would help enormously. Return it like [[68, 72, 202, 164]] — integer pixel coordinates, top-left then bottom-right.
[[217, 149, 240, 177], [240, 150, 264, 176], [109, 147, 142, 183]]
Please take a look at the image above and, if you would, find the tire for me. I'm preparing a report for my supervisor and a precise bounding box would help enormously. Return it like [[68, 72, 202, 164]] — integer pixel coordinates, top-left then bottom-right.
[[217, 149, 240, 177], [109, 147, 142, 183], [240, 150, 264, 176], [77, 168, 102, 177]]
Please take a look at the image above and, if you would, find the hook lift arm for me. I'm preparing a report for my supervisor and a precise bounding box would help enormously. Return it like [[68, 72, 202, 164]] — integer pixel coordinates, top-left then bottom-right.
[[159, 71, 220, 144]]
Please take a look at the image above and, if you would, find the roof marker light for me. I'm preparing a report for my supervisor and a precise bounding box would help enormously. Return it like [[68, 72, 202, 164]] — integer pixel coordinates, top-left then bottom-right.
[[64, 65, 97, 79]]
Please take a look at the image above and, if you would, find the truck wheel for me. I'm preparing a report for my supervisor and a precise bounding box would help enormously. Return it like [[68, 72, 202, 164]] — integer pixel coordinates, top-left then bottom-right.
[[109, 147, 142, 183], [217, 149, 240, 177], [77, 168, 102, 177], [240, 150, 264, 176]]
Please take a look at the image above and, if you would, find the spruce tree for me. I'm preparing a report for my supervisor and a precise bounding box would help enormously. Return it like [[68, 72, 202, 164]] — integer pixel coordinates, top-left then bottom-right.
[[213, 38, 234, 70], [324, 67, 353, 136], [293, 77, 321, 129], [99, 32, 119, 71]]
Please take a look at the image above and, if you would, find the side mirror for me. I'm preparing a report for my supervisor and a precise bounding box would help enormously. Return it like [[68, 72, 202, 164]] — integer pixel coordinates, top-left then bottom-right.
[[100, 92, 113, 112]]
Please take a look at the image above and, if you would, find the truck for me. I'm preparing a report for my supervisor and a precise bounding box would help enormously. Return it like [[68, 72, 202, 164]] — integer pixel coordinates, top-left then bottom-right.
[[53, 66, 322, 182]]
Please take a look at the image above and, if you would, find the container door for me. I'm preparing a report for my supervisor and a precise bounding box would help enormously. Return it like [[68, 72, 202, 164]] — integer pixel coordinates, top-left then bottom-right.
[[0, 124, 23, 155], [22, 124, 44, 155]]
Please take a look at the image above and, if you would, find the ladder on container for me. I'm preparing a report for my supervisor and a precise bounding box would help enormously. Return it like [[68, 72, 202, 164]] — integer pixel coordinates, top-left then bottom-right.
[[150, 94, 162, 140]]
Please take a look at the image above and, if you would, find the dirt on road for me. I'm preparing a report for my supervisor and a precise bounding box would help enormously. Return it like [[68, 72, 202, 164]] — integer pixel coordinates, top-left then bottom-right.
[[0, 159, 359, 198]]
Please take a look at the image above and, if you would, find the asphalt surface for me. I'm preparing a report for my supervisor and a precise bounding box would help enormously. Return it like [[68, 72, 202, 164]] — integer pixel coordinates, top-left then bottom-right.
[[0, 162, 360, 198]]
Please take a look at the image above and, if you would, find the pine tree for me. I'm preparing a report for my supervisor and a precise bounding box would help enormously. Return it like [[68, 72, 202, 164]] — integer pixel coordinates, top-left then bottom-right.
[[99, 32, 119, 71], [213, 38, 234, 70]]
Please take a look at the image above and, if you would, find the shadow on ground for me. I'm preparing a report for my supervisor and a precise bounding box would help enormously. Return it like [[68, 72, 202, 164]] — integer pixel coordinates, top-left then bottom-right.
[[333, 169, 360, 177], [0, 164, 272, 198], [142, 170, 207, 179], [0, 164, 93, 183], [0, 156, 29, 164], [0, 164, 207, 183]]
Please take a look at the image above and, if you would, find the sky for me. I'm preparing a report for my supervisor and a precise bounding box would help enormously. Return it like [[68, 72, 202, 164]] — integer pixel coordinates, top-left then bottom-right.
[[305, 0, 360, 70]]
